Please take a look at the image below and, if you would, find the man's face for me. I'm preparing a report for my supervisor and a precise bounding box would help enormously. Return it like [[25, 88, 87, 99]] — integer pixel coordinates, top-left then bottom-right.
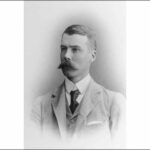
[[60, 33, 95, 82]]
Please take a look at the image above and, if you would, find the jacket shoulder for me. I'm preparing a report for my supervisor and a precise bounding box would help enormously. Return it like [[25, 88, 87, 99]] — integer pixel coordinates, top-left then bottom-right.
[[96, 82, 126, 108], [93, 81, 126, 119], [103, 88, 126, 114]]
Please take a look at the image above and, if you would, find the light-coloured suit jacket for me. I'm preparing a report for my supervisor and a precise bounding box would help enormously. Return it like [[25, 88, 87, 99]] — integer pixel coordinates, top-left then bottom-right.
[[31, 78, 125, 147]]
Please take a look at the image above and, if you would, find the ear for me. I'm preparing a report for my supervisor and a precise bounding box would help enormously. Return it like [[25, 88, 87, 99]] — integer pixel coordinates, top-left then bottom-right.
[[91, 49, 96, 62]]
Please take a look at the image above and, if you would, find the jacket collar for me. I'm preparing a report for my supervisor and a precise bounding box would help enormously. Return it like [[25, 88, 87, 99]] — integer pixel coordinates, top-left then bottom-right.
[[78, 78, 102, 118], [51, 78, 103, 116], [51, 78, 103, 137], [74, 78, 103, 130], [51, 81, 67, 138]]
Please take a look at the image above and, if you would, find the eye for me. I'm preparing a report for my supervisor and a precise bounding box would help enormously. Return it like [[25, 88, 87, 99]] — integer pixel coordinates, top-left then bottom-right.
[[72, 47, 80, 52], [61, 46, 67, 52]]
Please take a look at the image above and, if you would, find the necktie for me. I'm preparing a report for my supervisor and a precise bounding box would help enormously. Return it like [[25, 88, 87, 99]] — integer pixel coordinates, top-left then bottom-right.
[[70, 89, 80, 114]]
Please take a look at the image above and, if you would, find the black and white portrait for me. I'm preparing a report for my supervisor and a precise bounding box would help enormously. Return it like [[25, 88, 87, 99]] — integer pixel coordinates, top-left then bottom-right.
[[24, 1, 126, 149]]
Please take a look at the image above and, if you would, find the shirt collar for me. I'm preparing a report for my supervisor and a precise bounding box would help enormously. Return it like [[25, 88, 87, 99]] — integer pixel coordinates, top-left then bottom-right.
[[65, 74, 91, 94]]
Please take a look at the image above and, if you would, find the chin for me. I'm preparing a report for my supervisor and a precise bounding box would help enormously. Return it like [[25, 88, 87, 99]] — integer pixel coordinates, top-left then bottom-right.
[[62, 69, 77, 80]]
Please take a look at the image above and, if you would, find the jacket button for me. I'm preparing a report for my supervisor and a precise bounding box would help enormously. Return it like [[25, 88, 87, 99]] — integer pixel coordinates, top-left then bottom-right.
[[51, 94, 55, 98]]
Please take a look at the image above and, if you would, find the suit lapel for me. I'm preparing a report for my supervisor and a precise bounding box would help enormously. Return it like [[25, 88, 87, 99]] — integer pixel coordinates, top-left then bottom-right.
[[51, 78, 104, 137], [51, 82, 67, 139], [75, 79, 103, 132]]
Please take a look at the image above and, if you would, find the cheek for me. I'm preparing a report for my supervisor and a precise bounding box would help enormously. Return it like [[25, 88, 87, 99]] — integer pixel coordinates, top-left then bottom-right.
[[60, 52, 64, 60], [73, 54, 90, 66]]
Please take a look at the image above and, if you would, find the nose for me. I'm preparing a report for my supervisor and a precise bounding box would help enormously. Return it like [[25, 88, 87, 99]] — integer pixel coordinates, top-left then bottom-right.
[[64, 48, 72, 60]]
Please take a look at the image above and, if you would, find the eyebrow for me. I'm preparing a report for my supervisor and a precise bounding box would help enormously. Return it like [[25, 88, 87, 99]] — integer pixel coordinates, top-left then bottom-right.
[[60, 45, 66, 47], [60, 45, 80, 48], [70, 45, 80, 48]]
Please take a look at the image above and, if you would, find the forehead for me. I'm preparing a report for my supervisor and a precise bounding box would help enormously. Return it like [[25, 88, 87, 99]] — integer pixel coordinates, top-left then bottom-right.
[[61, 34, 89, 46]]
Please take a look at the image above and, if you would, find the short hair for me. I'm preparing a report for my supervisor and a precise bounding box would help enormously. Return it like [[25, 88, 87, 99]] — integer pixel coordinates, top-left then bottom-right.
[[62, 24, 97, 51]]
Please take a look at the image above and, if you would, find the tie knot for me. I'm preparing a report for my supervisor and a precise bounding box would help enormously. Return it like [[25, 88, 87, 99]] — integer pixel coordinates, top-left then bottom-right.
[[70, 89, 80, 114], [70, 89, 80, 101]]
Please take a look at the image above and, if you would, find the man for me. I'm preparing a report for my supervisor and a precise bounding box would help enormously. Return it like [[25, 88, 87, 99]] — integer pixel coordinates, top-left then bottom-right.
[[32, 24, 125, 147]]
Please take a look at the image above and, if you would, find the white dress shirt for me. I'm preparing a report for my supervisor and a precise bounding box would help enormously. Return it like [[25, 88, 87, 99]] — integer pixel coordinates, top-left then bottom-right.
[[65, 74, 91, 106]]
